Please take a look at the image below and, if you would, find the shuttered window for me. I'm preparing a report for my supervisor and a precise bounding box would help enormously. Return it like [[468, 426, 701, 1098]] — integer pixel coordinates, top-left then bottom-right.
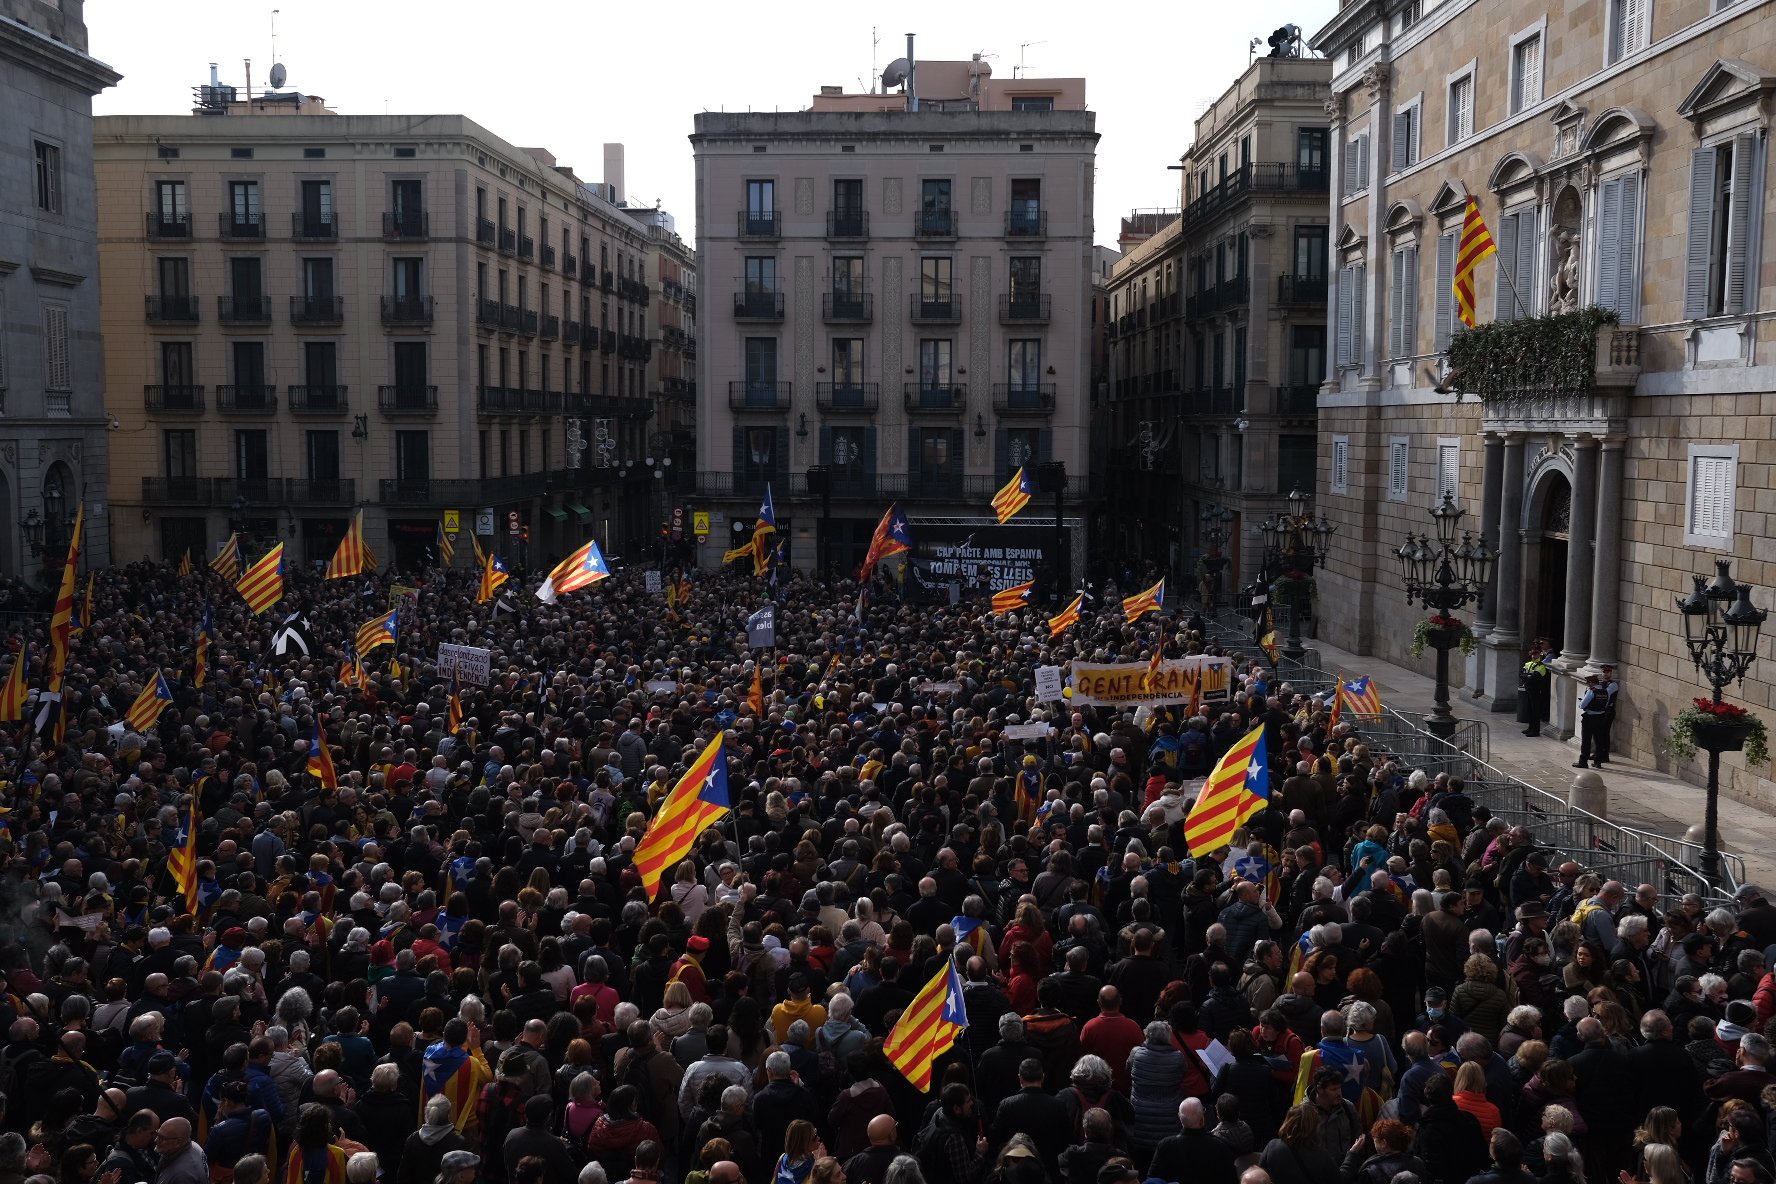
[[1595, 173, 1642, 320], [1388, 246, 1419, 359], [1389, 439, 1409, 501], [1434, 230, 1459, 349], [1684, 135, 1762, 319], [1437, 441, 1461, 503], [1686, 448, 1737, 544], [1511, 34, 1542, 114], [1608, 0, 1650, 63], [1448, 75, 1474, 144], [1335, 264, 1367, 370], [1344, 133, 1370, 195], [1493, 208, 1538, 322], [1392, 102, 1420, 171], [43, 303, 70, 392], [1332, 437, 1350, 493]]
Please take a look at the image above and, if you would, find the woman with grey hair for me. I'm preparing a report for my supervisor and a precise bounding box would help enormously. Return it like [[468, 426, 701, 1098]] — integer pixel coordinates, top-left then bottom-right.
[[1127, 1020, 1188, 1161], [232, 1155, 268, 1184], [1060, 1054, 1132, 1137], [882, 1156, 928, 1184]]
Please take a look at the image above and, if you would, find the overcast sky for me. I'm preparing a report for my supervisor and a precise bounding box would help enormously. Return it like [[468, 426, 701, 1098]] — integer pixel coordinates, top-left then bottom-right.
[[88, 0, 1340, 249]]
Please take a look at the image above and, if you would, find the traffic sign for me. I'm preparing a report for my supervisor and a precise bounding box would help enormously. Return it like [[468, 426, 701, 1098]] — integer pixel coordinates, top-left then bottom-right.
[[693, 511, 710, 537], [443, 510, 461, 535]]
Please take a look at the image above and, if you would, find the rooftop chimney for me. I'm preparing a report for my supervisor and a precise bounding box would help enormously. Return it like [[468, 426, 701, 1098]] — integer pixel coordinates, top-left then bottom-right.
[[603, 143, 625, 206]]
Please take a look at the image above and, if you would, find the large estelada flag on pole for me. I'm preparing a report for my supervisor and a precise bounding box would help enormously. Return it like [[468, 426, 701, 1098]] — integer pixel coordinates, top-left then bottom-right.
[[857, 503, 912, 581], [1183, 722, 1270, 855], [124, 670, 176, 734], [1121, 578, 1165, 622], [991, 466, 1034, 525], [882, 958, 969, 1091], [632, 735, 731, 898], [750, 486, 778, 577], [536, 539, 611, 602]]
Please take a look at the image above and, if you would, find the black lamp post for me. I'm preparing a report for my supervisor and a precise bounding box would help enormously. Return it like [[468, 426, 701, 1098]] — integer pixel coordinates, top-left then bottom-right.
[[1676, 559, 1767, 884], [1256, 488, 1334, 662], [1397, 491, 1495, 740], [1199, 503, 1234, 610]]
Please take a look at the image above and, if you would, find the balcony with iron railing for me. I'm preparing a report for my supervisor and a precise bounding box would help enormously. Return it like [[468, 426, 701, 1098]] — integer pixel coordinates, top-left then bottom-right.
[[287, 478, 356, 504], [1187, 386, 1246, 416], [498, 226, 516, 254], [518, 234, 534, 260], [734, 290, 785, 320], [601, 273, 614, 293], [476, 298, 501, 330], [915, 209, 957, 238], [1276, 273, 1328, 305], [582, 325, 598, 350], [383, 209, 429, 240], [1278, 383, 1320, 417], [992, 383, 1056, 416], [142, 477, 215, 504], [500, 303, 522, 332], [738, 210, 780, 238], [815, 381, 880, 412], [291, 212, 337, 240], [563, 252, 577, 277], [213, 477, 284, 504], [541, 314, 560, 341], [219, 212, 265, 239], [381, 295, 434, 327], [999, 293, 1051, 324], [728, 381, 792, 411], [910, 295, 960, 323], [1184, 162, 1330, 226], [903, 383, 967, 414], [581, 259, 597, 284], [476, 217, 495, 246], [541, 243, 556, 270], [826, 210, 868, 239], [290, 295, 344, 326], [216, 385, 279, 413], [600, 332, 615, 354], [288, 385, 348, 414], [377, 384, 439, 414], [562, 319, 581, 346], [218, 295, 271, 325], [822, 291, 873, 322], [578, 393, 656, 419], [1005, 208, 1046, 237], [145, 294, 199, 323], [146, 211, 191, 239], [520, 309, 539, 336], [144, 385, 205, 413]]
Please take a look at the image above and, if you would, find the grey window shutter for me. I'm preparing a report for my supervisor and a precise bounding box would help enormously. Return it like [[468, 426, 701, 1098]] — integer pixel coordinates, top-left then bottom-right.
[[1685, 145, 1718, 320], [1726, 132, 1758, 315], [1435, 231, 1457, 349], [1343, 145, 1358, 196], [1597, 177, 1623, 316], [1336, 266, 1355, 367], [1401, 246, 1419, 358], [1358, 134, 1370, 189], [1495, 211, 1521, 321], [1392, 112, 1411, 173], [1353, 264, 1367, 370], [1616, 172, 1641, 322], [1388, 252, 1404, 359], [1516, 209, 1538, 318]]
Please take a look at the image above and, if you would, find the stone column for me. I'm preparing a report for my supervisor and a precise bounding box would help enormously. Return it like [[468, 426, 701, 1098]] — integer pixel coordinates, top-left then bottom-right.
[[1476, 434, 1525, 712], [1586, 439, 1625, 668], [1468, 433, 1505, 695], [1561, 438, 1599, 664]]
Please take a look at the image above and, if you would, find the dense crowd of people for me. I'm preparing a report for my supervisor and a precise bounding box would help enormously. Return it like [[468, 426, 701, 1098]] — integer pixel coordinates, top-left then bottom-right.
[[0, 557, 1767, 1184]]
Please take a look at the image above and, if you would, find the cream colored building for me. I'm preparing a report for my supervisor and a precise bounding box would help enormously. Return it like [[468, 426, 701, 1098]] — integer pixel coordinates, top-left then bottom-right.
[[96, 94, 663, 571], [690, 60, 1098, 585], [1311, 0, 1776, 802], [1105, 54, 1332, 588]]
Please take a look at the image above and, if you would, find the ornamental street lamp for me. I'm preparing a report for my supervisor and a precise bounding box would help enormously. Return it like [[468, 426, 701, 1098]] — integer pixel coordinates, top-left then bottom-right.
[[1397, 491, 1495, 740], [1676, 559, 1767, 884], [1199, 503, 1235, 610], [1256, 488, 1334, 662]]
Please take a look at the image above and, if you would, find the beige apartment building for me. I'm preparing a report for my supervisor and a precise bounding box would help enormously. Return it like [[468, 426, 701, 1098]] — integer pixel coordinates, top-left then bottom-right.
[[96, 93, 664, 572], [1311, 0, 1776, 802], [690, 60, 1098, 587], [1105, 54, 1333, 590]]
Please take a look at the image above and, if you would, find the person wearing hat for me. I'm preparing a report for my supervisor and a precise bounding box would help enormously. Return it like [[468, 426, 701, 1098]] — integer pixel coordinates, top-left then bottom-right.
[[1575, 673, 1611, 768], [1517, 640, 1554, 737], [124, 1050, 197, 1125], [437, 1149, 480, 1184], [1503, 902, 1549, 965], [668, 935, 712, 1005]]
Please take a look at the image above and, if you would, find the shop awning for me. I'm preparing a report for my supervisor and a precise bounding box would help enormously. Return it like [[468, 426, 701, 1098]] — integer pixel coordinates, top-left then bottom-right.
[[568, 503, 592, 521], [545, 507, 568, 522]]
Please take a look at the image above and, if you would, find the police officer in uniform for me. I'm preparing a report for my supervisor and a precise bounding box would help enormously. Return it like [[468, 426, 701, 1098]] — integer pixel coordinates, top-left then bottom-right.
[[1576, 673, 1610, 768], [1518, 639, 1554, 736], [1596, 665, 1620, 765]]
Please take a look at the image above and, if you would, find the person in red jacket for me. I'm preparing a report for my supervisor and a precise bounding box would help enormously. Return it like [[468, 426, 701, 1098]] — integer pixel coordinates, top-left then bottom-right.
[[669, 936, 711, 1003], [1079, 986, 1145, 1095]]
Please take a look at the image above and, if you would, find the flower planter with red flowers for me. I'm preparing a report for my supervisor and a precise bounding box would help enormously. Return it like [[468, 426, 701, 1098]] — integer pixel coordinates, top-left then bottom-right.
[[1667, 698, 1769, 767]]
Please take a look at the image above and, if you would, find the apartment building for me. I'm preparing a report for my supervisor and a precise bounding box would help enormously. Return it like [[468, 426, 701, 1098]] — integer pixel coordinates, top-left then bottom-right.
[[1311, 0, 1776, 801], [622, 201, 698, 553], [690, 59, 1098, 585], [96, 93, 660, 571], [0, 0, 119, 575], [1105, 53, 1332, 589]]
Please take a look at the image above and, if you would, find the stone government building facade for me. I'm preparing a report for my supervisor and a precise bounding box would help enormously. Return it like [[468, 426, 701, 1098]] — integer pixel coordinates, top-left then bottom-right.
[[1310, 0, 1776, 805]]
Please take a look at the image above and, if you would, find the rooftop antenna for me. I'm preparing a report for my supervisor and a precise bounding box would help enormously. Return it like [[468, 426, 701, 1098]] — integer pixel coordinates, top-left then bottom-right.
[[243, 57, 251, 101], [870, 26, 880, 94], [1016, 40, 1046, 78], [270, 9, 279, 70]]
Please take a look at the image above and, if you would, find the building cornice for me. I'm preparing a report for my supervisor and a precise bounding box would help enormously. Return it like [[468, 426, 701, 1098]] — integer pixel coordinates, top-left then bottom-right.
[[1311, 0, 1384, 59], [0, 14, 119, 96]]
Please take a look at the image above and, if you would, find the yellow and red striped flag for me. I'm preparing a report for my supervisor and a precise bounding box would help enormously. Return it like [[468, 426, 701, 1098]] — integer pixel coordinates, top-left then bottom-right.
[[436, 521, 455, 566], [193, 604, 214, 690], [446, 672, 463, 733], [1183, 722, 1270, 856], [747, 667, 764, 716], [71, 573, 94, 637], [1454, 197, 1498, 330], [1121, 577, 1165, 622], [1143, 650, 1164, 693], [882, 958, 969, 1091], [354, 609, 398, 655], [991, 580, 1035, 615], [306, 714, 337, 791], [166, 799, 200, 910], [209, 534, 241, 582], [325, 511, 375, 579], [1047, 592, 1083, 636], [477, 552, 510, 604], [470, 533, 487, 568], [44, 504, 83, 744], [632, 735, 731, 899], [124, 670, 176, 734], [236, 543, 285, 614], [177, 549, 193, 579], [0, 645, 29, 723], [990, 466, 1034, 525], [1338, 675, 1383, 717]]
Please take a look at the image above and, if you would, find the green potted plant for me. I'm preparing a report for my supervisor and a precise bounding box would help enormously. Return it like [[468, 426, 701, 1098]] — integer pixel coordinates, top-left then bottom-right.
[[1667, 697, 1768, 767]]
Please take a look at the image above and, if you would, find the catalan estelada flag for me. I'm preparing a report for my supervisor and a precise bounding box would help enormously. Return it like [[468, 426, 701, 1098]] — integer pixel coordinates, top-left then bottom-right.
[[280, 1143, 347, 1184], [0, 645, 29, 723], [436, 522, 455, 566], [1121, 577, 1165, 622], [858, 503, 913, 581], [991, 466, 1034, 525], [124, 670, 176, 734], [1047, 592, 1083, 636], [751, 485, 778, 577], [339, 644, 369, 693], [420, 1039, 490, 1133], [355, 609, 398, 655], [536, 539, 610, 603], [236, 543, 285, 614], [177, 549, 193, 578], [326, 511, 375, 579], [476, 552, 509, 604], [72, 573, 94, 637], [166, 799, 200, 910], [193, 604, 214, 690], [632, 735, 731, 899], [1183, 722, 1270, 856], [1454, 197, 1498, 330], [991, 580, 1035, 615], [722, 541, 753, 565], [446, 672, 463, 733], [882, 958, 968, 1091], [306, 714, 337, 791], [210, 533, 242, 582], [1337, 675, 1383, 717]]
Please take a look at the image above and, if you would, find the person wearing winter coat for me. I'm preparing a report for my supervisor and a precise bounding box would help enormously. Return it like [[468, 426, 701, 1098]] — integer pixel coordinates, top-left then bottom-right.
[[1126, 1021, 1188, 1163], [1411, 1074, 1488, 1184], [1339, 1118, 1425, 1184]]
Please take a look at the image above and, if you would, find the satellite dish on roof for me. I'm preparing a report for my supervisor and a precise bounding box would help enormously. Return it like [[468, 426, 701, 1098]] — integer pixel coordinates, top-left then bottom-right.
[[882, 57, 910, 90], [268, 62, 287, 89]]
